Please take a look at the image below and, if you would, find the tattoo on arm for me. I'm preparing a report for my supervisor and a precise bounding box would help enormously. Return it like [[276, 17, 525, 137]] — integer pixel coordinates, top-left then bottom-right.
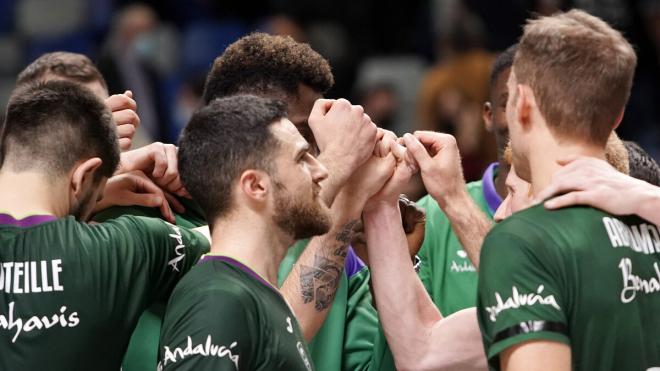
[[299, 219, 359, 311]]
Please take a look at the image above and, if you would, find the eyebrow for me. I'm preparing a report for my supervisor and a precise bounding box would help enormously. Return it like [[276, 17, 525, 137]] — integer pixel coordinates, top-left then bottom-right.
[[295, 142, 310, 158]]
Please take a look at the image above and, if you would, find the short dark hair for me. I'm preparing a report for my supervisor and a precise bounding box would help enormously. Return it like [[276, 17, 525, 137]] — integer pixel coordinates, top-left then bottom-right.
[[202, 33, 334, 104], [178, 95, 287, 221], [16, 52, 108, 92], [1, 80, 119, 179], [490, 44, 517, 88], [624, 141, 660, 186]]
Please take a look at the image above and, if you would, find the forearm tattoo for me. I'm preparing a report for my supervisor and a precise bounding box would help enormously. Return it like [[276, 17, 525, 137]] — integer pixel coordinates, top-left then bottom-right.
[[299, 219, 359, 311]]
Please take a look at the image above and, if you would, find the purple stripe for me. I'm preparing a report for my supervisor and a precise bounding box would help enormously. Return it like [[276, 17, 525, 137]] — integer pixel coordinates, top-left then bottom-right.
[[200, 255, 280, 294], [481, 162, 503, 216], [0, 214, 57, 227], [344, 246, 366, 279]]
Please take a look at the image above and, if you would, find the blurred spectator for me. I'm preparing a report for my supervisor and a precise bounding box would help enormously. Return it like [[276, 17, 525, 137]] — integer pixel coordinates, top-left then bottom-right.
[[97, 3, 165, 146], [356, 83, 399, 132], [417, 6, 495, 181]]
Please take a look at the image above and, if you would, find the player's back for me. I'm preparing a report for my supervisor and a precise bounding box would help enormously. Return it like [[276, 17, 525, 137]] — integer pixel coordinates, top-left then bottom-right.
[[159, 255, 314, 371], [477, 204, 660, 370], [0, 214, 206, 371]]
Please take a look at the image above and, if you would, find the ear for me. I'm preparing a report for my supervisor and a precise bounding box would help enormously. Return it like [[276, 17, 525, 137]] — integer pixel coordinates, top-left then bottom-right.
[[71, 158, 102, 197], [613, 109, 624, 130], [238, 170, 269, 203], [516, 84, 533, 130], [483, 102, 494, 132]]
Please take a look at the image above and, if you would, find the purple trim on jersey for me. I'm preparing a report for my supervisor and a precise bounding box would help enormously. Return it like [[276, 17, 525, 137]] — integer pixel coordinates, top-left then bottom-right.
[[200, 255, 280, 294], [0, 214, 57, 227], [344, 246, 366, 279], [482, 162, 503, 215]]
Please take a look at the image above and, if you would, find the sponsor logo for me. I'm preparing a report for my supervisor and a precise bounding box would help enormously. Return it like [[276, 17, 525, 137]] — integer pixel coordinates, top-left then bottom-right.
[[167, 224, 186, 272], [0, 259, 64, 294], [485, 285, 561, 322], [0, 301, 79, 343], [450, 249, 476, 273], [296, 341, 312, 371], [619, 258, 660, 303], [160, 335, 239, 369]]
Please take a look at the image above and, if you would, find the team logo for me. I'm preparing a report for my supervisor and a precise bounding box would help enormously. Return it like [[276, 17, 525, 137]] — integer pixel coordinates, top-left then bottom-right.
[[285, 317, 293, 334]]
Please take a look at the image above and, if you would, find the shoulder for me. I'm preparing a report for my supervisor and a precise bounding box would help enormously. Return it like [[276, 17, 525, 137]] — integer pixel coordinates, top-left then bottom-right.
[[417, 180, 484, 217]]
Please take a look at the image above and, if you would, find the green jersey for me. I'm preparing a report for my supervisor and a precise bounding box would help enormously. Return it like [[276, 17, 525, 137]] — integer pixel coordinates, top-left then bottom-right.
[[91, 198, 208, 371], [417, 162, 501, 315], [278, 241, 391, 371], [159, 255, 314, 371], [0, 213, 208, 371], [477, 204, 660, 370]]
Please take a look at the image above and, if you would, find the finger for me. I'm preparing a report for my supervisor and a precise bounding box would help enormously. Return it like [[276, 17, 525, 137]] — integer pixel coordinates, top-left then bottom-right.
[[414, 131, 456, 155], [534, 178, 583, 204], [124, 90, 133, 99], [555, 154, 584, 166], [118, 138, 132, 151], [402, 133, 432, 170], [390, 140, 407, 161], [106, 94, 137, 112], [133, 176, 175, 222], [150, 143, 168, 178], [308, 99, 335, 121], [543, 191, 592, 210], [116, 123, 136, 140], [159, 144, 179, 186], [113, 109, 140, 129], [164, 191, 185, 214]]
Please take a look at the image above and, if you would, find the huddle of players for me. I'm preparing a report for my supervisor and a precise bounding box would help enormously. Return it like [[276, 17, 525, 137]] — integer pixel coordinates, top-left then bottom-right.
[[1, 8, 659, 371]]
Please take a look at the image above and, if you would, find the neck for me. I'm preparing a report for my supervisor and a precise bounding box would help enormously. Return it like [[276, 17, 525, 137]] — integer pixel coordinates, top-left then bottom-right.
[[494, 160, 510, 199], [0, 170, 69, 218], [209, 210, 293, 287], [528, 136, 606, 196]]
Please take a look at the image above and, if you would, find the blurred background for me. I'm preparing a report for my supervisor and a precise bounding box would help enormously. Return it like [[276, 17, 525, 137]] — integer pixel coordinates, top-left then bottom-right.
[[0, 0, 658, 181]]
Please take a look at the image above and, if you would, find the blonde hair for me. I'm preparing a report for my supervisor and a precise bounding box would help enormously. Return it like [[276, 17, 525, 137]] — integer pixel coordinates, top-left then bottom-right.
[[514, 9, 637, 146]]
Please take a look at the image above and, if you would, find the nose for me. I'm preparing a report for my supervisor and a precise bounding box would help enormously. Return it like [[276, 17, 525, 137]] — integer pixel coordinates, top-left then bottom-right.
[[310, 156, 329, 184]]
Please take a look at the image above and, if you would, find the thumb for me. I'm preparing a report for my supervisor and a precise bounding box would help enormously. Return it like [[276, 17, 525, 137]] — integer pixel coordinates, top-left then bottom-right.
[[402, 133, 432, 171], [308, 99, 334, 123], [124, 90, 133, 98], [556, 154, 582, 166]]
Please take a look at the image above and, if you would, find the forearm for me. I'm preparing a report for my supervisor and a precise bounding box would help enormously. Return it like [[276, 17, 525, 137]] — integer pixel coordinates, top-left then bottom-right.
[[439, 189, 493, 269], [363, 201, 442, 370], [280, 191, 361, 340], [635, 182, 660, 225], [418, 308, 488, 371], [317, 152, 354, 206]]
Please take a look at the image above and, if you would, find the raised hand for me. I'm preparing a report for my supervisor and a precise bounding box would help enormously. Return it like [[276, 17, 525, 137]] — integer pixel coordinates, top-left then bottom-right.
[[105, 90, 140, 151], [117, 142, 189, 198], [94, 170, 184, 223], [403, 131, 466, 207], [308, 98, 379, 203]]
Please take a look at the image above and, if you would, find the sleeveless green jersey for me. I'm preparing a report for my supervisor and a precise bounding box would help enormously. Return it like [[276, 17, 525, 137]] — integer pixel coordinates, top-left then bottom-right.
[[159, 255, 314, 371], [477, 204, 660, 370], [0, 213, 208, 371], [417, 163, 501, 315]]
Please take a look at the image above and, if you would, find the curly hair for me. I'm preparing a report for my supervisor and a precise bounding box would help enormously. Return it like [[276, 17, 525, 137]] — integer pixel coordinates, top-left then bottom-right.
[[202, 33, 334, 104], [17, 52, 107, 92]]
